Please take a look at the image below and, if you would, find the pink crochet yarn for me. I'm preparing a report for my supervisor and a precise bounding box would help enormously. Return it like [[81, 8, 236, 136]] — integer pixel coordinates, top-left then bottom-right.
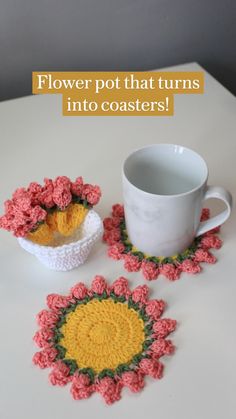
[[103, 228, 121, 245], [152, 319, 177, 338], [107, 242, 125, 260], [145, 300, 166, 320], [71, 176, 84, 197], [37, 309, 59, 328], [70, 282, 88, 300], [33, 328, 54, 348], [46, 294, 71, 311], [112, 204, 124, 218], [150, 339, 175, 358], [32, 347, 57, 369], [139, 359, 164, 379], [70, 373, 94, 400], [179, 259, 201, 274], [194, 249, 216, 264], [132, 285, 149, 304], [96, 377, 122, 405], [49, 361, 71, 386], [141, 260, 159, 280], [123, 254, 141, 272], [160, 264, 180, 281], [121, 371, 144, 392], [111, 277, 130, 297], [91, 275, 107, 295]]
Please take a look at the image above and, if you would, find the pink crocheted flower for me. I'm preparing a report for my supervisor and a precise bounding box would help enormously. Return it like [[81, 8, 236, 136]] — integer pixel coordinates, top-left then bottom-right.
[[12, 187, 26, 200], [103, 228, 121, 245], [139, 358, 163, 379], [96, 377, 122, 405], [83, 184, 101, 206], [39, 178, 55, 208], [132, 285, 149, 304], [194, 249, 216, 264], [111, 277, 129, 297], [53, 176, 71, 189], [70, 373, 93, 400], [152, 319, 177, 338], [103, 216, 121, 230], [112, 204, 124, 218], [49, 361, 71, 386], [13, 189, 32, 211], [32, 347, 58, 369], [123, 254, 141, 272], [107, 242, 125, 260], [53, 185, 72, 210], [70, 282, 88, 300], [200, 208, 210, 221], [145, 299, 166, 320], [141, 260, 159, 280], [71, 176, 84, 196], [160, 263, 180, 281], [29, 205, 47, 224], [121, 371, 144, 392], [150, 339, 175, 358], [33, 327, 54, 348], [91, 275, 107, 295], [37, 309, 59, 328], [179, 259, 201, 274], [200, 234, 222, 250], [27, 182, 42, 205], [46, 294, 71, 311]]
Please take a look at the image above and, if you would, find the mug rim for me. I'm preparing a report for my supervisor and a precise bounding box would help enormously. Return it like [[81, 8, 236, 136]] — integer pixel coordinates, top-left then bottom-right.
[[122, 143, 209, 198]]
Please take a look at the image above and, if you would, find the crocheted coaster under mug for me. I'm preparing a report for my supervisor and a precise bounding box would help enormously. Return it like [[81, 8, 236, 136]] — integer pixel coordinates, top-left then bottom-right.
[[32, 276, 176, 405], [103, 204, 222, 281]]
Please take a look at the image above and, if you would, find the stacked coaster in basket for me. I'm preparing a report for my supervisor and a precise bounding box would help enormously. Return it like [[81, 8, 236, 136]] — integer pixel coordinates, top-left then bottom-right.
[[0, 176, 103, 270]]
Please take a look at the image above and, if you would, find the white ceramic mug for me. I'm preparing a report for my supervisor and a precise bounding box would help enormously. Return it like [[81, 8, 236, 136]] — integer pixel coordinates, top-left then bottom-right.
[[122, 144, 232, 257]]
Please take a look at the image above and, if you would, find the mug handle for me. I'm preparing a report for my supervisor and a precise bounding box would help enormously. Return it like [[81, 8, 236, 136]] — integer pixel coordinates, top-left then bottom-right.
[[196, 186, 233, 237]]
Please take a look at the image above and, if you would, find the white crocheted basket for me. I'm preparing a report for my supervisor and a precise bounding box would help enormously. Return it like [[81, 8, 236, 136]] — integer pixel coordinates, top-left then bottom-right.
[[17, 210, 103, 271]]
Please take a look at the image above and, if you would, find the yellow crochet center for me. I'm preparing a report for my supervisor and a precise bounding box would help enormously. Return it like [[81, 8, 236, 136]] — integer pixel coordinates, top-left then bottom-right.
[[60, 299, 145, 373], [27, 223, 53, 245], [56, 204, 88, 236], [28, 204, 88, 245]]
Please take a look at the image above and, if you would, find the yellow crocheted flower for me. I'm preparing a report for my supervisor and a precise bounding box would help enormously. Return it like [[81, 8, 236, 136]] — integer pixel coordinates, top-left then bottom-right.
[[27, 223, 53, 245], [56, 204, 88, 237], [60, 299, 145, 373], [28, 203, 88, 245]]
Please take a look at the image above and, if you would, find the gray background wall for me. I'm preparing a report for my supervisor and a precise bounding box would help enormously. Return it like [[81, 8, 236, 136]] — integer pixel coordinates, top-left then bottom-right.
[[0, 0, 235, 101]]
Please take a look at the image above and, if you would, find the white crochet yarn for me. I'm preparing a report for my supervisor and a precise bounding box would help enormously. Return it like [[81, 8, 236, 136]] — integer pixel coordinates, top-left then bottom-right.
[[17, 210, 103, 271]]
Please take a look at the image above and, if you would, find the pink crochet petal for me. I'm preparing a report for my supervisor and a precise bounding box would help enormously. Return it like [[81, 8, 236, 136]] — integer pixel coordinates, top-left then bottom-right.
[[139, 358, 164, 379], [70, 373, 94, 400], [152, 319, 177, 338], [194, 249, 217, 264]]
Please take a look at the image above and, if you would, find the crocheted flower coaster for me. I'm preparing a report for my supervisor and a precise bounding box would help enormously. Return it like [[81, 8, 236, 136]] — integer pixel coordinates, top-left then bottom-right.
[[33, 276, 176, 405], [103, 205, 222, 281]]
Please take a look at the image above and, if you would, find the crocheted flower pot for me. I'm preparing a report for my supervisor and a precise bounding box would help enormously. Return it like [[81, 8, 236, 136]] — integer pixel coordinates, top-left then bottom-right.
[[18, 210, 103, 271], [0, 176, 103, 270]]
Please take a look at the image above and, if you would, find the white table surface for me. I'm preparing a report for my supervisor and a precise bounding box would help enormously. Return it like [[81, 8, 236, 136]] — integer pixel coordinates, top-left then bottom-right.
[[0, 62, 236, 419]]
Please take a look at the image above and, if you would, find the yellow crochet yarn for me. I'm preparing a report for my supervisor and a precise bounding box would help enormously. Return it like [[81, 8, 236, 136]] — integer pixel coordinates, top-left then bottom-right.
[[60, 299, 145, 373], [56, 204, 88, 237], [27, 223, 53, 245], [46, 212, 58, 232]]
